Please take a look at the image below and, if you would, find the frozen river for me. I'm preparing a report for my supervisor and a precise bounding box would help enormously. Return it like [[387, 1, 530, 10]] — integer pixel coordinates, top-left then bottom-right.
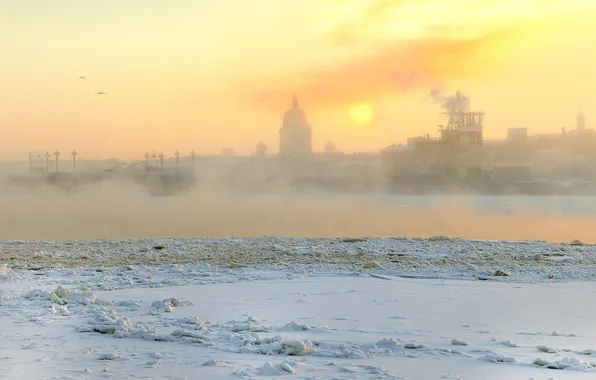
[[3, 264, 596, 379]]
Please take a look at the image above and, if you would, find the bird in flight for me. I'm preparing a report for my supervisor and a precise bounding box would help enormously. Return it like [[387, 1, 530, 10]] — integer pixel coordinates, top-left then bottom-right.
[[94, 92, 106, 95], [78, 76, 86, 80]]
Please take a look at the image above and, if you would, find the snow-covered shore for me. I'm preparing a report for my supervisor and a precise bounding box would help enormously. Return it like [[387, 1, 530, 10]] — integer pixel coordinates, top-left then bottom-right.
[[2, 236, 596, 379], [2, 266, 596, 379]]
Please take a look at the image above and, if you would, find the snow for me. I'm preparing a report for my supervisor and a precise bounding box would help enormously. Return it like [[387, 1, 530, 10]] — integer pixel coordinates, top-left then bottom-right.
[[1, 239, 596, 380], [2, 236, 596, 284]]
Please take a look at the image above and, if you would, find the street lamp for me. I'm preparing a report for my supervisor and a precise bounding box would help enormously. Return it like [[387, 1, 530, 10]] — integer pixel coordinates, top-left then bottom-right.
[[29, 152, 44, 173], [144, 153, 150, 171], [71, 150, 78, 172], [45, 152, 50, 173], [54, 150, 60, 173]]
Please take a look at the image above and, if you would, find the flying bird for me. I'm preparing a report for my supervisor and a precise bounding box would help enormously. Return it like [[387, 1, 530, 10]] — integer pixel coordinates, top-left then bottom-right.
[[78, 76, 86, 80], [94, 92, 106, 95]]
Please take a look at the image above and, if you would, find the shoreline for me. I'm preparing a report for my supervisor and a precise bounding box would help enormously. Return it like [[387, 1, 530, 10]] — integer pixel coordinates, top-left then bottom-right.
[[2, 236, 594, 283]]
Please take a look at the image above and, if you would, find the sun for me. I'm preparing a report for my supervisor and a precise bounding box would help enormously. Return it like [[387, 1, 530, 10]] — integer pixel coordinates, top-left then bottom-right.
[[348, 103, 374, 125]]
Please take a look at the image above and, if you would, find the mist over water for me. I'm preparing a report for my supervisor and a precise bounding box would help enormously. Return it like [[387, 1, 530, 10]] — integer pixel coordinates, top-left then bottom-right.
[[1, 176, 596, 243]]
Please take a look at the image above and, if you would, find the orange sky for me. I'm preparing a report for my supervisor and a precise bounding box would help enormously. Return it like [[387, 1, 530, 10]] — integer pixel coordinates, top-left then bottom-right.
[[1, 0, 595, 160]]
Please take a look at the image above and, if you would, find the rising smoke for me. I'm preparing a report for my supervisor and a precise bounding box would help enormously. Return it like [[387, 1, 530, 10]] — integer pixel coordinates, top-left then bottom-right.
[[428, 83, 469, 110]]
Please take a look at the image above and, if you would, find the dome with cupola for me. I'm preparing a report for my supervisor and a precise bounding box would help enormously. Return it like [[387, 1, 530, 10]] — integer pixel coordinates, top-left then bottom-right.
[[279, 95, 312, 157]]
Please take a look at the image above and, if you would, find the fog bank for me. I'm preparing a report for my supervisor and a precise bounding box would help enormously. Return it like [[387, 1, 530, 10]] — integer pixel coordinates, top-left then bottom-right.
[[0, 180, 594, 243]]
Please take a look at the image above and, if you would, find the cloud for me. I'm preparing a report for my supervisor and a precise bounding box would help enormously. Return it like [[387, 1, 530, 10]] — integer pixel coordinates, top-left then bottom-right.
[[249, 27, 520, 111], [323, 0, 409, 46], [241, 0, 596, 112]]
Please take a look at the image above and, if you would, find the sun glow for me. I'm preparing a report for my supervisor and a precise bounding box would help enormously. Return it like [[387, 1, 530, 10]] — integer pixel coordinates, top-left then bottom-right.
[[348, 103, 374, 125]]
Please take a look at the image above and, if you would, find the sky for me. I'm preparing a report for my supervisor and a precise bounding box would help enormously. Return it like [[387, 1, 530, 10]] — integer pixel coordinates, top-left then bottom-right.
[[0, 0, 595, 160]]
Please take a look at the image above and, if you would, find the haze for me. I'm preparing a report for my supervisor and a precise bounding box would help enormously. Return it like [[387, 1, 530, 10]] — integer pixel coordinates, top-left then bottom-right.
[[1, 0, 595, 160], [3, 4, 596, 378], [1, 158, 595, 243], [2, 180, 596, 243]]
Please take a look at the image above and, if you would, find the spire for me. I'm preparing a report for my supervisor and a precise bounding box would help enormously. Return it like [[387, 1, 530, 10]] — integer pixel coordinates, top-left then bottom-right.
[[577, 105, 586, 130], [292, 94, 298, 108]]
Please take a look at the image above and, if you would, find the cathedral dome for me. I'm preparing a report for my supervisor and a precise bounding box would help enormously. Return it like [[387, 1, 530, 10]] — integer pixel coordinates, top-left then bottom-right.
[[279, 95, 312, 156], [282, 95, 309, 128]]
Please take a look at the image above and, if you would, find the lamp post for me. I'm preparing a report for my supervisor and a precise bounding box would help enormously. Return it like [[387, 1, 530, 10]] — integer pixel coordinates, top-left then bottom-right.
[[54, 150, 60, 173], [71, 150, 78, 172], [144, 153, 150, 171], [190, 150, 196, 171], [45, 152, 50, 173], [175, 150, 180, 171], [28, 152, 33, 173], [159, 153, 164, 172], [151, 152, 158, 171]]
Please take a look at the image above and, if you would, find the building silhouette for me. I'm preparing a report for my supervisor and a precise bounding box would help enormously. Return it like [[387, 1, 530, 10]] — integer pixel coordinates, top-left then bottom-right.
[[279, 95, 312, 157], [324, 140, 338, 155], [577, 110, 586, 131], [254, 141, 267, 157]]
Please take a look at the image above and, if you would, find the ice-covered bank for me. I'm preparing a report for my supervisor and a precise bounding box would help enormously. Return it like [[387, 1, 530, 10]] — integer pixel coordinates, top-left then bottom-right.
[[2, 261, 596, 379], [2, 236, 596, 379], [1, 236, 596, 282]]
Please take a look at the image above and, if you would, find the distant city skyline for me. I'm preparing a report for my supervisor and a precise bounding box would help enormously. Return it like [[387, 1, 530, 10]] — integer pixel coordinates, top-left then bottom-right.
[[1, 0, 595, 161]]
